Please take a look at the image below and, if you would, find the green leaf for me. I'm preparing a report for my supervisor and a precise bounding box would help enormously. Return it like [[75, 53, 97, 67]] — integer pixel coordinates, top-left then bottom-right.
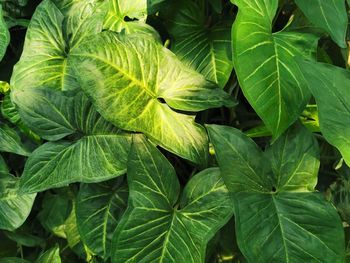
[[297, 60, 350, 167], [208, 124, 344, 262], [4, 230, 45, 247], [0, 174, 36, 231], [294, 0, 348, 48], [231, 0, 318, 138], [10, 0, 105, 92], [0, 258, 31, 263], [70, 31, 235, 164], [14, 89, 131, 193], [0, 4, 10, 61], [208, 0, 222, 13], [0, 124, 30, 156], [76, 178, 128, 259], [35, 245, 61, 263], [111, 135, 234, 263], [163, 1, 233, 88], [0, 155, 8, 175]]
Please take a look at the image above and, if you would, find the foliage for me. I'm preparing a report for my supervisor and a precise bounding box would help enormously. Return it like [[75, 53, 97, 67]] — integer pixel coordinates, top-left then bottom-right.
[[0, 0, 349, 262]]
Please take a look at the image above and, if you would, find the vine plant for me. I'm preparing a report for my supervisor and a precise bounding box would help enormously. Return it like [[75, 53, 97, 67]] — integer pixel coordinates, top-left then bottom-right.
[[0, 0, 349, 262]]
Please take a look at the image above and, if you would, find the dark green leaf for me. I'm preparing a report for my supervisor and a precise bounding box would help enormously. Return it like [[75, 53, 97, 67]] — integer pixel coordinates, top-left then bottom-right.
[[0, 124, 30, 156], [0, 4, 9, 60]]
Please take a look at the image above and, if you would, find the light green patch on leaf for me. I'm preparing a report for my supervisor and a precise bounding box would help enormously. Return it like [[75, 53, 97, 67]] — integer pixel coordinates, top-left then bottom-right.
[[0, 4, 10, 61], [35, 245, 61, 263], [10, 0, 105, 92], [111, 135, 234, 263], [69, 31, 235, 164], [13, 88, 131, 194], [294, 0, 348, 48], [0, 124, 31, 156], [0, 172, 36, 231], [76, 178, 128, 259], [231, 0, 319, 139], [163, 1, 233, 88], [208, 124, 344, 262], [297, 59, 350, 167]]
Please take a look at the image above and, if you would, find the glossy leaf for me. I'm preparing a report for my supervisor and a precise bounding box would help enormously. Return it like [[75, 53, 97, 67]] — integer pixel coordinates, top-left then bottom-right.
[[70, 31, 235, 164], [35, 245, 61, 263], [13, 89, 131, 193], [0, 124, 30, 156], [10, 0, 105, 92], [0, 173, 36, 231], [111, 135, 234, 263], [208, 124, 344, 262], [231, 0, 318, 138], [0, 4, 9, 60], [76, 178, 128, 259], [163, 1, 233, 88], [295, 0, 348, 48], [297, 60, 350, 166]]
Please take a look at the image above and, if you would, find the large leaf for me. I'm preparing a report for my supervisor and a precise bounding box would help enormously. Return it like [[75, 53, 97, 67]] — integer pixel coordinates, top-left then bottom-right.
[[208, 124, 345, 262], [35, 245, 61, 263], [70, 31, 235, 164], [0, 4, 9, 60], [10, 0, 105, 92], [163, 1, 233, 88], [76, 178, 128, 259], [12, 89, 131, 193], [294, 0, 348, 48], [0, 124, 30, 156], [111, 135, 234, 263], [0, 172, 36, 231], [297, 60, 350, 166], [231, 0, 318, 138]]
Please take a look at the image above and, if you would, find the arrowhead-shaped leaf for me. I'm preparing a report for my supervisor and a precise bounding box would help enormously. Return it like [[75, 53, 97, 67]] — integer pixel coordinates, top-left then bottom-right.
[[0, 169, 36, 231], [111, 135, 234, 263], [10, 0, 106, 92], [0, 4, 9, 61], [208, 124, 345, 262], [297, 60, 350, 167], [294, 0, 348, 48], [163, 1, 233, 88], [231, 0, 319, 138], [70, 31, 235, 164], [12, 89, 131, 193], [76, 178, 128, 259]]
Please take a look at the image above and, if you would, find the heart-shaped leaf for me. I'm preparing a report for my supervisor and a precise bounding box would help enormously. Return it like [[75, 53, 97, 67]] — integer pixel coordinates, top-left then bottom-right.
[[208, 123, 344, 262], [297, 59, 350, 167], [163, 0, 233, 88], [76, 178, 128, 259], [231, 0, 319, 138], [111, 135, 234, 263], [12, 88, 131, 193], [70, 31, 235, 164], [294, 0, 348, 48], [0, 4, 9, 61]]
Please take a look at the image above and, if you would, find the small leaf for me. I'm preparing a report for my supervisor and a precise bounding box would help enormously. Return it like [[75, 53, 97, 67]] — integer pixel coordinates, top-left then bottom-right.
[[35, 245, 61, 263], [208, 124, 344, 262], [0, 4, 10, 61], [295, 0, 348, 48], [231, 0, 319, 138], [297, 59, 350, 166], [70, 31, 235, 164], [111, 135, 234, 263], [76, 178, 128, 259], [0, 258, 31, 263], [0, 124, 31, 156]]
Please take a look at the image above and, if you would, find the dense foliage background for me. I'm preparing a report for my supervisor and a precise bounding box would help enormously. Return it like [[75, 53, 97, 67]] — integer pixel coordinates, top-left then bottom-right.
[[0, 0, 350, 262]]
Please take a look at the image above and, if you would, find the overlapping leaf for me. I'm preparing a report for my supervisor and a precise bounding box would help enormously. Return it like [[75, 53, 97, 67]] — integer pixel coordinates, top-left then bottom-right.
[[208, 124, 344, 262], [35, 245, 61, 263], [10, 0, 105, 92], [70, 31, 234, 164], [0, 4, 9, 60], [297, 60, 350, 166], [0, 124, 30, 156], [111, 135, 234, 263], [231, 0, 319, 138], [76, 178, 128, 259], [0, 161, 36, 231], [163, 1, 233, 88], [12, 88, 131, 193], [294, 0, 348, 48]]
